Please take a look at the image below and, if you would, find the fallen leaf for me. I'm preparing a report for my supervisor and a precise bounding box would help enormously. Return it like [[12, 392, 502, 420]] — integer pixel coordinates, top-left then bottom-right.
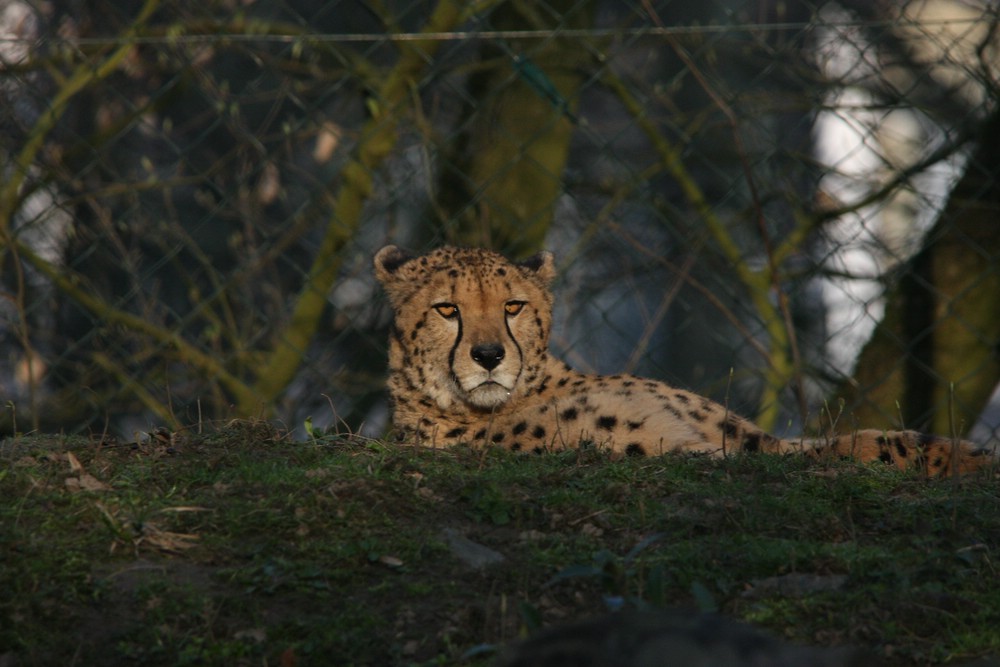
[[77, 473, 110, 492], [66, 451, 83, 473], [234, 628, 266, 643], [519, 530, 546, 542], [65, 474, 110, 492], [379, 555, 404, 568]]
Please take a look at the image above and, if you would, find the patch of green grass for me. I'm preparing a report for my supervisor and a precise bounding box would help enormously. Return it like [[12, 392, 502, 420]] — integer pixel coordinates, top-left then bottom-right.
[[2, 425, 999, 665]]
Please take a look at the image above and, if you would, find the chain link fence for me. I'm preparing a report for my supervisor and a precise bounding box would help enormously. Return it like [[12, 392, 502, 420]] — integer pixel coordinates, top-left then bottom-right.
[[1, 0, 998, 444]]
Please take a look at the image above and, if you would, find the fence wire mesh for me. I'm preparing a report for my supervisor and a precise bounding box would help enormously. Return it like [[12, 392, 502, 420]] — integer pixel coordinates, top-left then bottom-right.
[[1, 0, 998, 443]]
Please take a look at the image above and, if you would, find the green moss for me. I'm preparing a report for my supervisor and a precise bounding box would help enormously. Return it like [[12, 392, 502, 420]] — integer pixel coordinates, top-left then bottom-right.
[[2, 428, 998, 665]]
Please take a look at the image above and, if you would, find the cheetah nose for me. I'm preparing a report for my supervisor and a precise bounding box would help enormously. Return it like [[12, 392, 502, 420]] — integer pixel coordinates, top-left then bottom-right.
[[471, 343, 505, 371]]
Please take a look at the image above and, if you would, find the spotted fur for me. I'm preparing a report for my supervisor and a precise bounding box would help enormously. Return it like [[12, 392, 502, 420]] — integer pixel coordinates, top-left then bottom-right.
[[374, 245, 995, 477]]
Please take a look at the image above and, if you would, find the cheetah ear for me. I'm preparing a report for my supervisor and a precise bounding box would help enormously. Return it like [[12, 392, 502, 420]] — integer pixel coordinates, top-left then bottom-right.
[[516, 250, 556, 284], [373, 245, 414, 283]]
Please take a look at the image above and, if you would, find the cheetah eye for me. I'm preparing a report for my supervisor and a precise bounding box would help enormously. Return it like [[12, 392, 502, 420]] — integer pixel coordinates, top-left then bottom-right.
[[504, 301, 526, 316], [433, 303, 459, 319]]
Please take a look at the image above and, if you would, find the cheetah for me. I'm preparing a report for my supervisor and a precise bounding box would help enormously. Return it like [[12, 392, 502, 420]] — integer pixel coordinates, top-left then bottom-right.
[[374, 245, 995, 476]]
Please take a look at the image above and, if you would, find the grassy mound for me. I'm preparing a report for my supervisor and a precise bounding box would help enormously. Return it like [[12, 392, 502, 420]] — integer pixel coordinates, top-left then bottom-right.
[[2, 421, 998, 666]]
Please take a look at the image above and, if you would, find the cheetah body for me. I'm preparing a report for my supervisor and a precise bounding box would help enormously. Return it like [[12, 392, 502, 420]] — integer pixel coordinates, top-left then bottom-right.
[[374, 245, 992, 476]]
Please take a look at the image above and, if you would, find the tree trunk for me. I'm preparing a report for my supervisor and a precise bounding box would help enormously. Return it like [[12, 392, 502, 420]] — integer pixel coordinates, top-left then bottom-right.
[[839, 110, 1000, 435], [436, 0, 592, 256]]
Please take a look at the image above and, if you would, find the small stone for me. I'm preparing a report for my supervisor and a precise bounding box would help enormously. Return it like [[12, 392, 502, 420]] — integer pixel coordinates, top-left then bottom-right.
[[442, 528, 504, 569]]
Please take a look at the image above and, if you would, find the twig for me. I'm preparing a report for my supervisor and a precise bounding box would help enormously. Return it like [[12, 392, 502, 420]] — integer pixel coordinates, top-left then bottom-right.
[[249, 0, 468, 413], [598, 58, 792, 431], [91, 352, 178, 428], [11, 240, 258, 409], [0, 0, 161, 239], [642, 0, 808, 425]]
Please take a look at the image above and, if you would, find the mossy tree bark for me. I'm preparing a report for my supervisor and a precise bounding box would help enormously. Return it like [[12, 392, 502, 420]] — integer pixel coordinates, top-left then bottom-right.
[[245, 0, 471, 415], [436, 0, 592, 257], [838, 110, 1000, 435]]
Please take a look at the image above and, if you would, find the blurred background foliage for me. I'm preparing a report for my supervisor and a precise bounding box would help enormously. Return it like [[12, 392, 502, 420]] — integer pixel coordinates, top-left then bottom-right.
[[0, 0, 998, 443]]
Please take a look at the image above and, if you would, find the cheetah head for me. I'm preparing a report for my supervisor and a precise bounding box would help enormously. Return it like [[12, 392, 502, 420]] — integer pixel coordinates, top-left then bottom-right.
[[374, 245, 556, 411]]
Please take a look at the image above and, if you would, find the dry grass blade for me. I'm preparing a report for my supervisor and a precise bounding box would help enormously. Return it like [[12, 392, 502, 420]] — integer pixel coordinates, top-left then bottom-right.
[[137, 521, 200, 554]]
